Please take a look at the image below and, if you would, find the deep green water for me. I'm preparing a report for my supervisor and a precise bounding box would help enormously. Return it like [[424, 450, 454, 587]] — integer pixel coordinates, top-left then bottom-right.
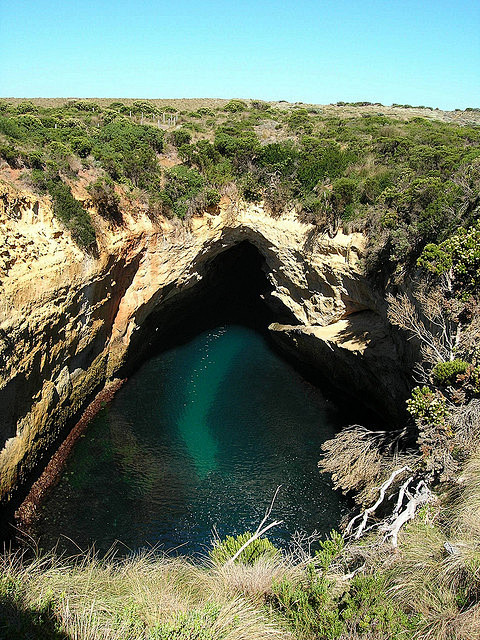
[[36, 325, 350, 555]]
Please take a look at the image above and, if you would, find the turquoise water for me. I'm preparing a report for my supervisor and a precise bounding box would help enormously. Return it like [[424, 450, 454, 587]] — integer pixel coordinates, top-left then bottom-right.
[[36, 325, 350, 555]]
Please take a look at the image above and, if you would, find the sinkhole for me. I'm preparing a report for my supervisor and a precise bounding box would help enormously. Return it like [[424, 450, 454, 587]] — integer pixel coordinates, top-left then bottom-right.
[[31, 241, 372, 555]]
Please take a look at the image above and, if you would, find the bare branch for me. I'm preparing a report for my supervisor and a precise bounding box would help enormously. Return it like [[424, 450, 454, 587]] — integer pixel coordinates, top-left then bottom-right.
[[225, 486, 283, 566], [382, 480, 433, 547], [346, 466, 411, 539]]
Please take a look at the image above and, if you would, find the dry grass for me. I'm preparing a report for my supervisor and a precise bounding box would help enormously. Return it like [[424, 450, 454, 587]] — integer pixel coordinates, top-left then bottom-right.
[[383, 451, 480, 640], [0, 548, 293, 639]]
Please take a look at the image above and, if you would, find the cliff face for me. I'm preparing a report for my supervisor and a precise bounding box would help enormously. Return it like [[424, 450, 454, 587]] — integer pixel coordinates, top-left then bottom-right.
[[0, 183, 410, 510]]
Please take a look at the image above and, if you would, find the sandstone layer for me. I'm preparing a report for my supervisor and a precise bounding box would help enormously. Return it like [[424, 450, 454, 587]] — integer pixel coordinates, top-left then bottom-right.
[[0, 182, 410, 512]]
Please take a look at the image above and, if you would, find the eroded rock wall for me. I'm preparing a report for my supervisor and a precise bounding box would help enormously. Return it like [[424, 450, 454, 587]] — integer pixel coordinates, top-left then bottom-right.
[[0, 183, 409, 510]]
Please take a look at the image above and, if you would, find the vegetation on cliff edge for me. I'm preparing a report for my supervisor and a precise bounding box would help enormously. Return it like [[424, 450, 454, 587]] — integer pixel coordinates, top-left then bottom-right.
[[0, 98, 478, 279]]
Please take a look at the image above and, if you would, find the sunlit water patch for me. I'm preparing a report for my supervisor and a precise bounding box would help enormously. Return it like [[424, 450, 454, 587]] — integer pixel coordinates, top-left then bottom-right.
[[35, 325, 350, 555]]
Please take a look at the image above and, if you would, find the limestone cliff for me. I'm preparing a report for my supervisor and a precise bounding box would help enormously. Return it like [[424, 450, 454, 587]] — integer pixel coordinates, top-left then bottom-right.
[[0, 182, 409, 511]]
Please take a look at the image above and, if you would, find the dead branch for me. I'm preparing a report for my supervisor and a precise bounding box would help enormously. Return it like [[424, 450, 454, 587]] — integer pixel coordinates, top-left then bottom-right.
[[391, 475, 414, 518], [387, 292, 451, 364], [346, 466, 411, 539], [225, 486, 283, 566], [382, 480, 433, 547]]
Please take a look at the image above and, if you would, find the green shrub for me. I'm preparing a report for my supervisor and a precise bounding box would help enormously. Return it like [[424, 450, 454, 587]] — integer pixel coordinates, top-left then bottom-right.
[[271, 566, 343, 639], [223, 99, 247, 113], [341, 574, 415, 637], [71, 136, 93, 158], [68, 100, 100, 112], [0, 116, 22, 139], [287, 109, 313, 134], [432, 360, 469, 386], [15, 101, 38, 114], [406, 386, 449, 426], [161, 165, 204, 218], [297, 138, 357, 189], [47, 179, 96, 248], [0, 144, 21, 168], [259, 141, 298, 176], [169, 128, 192, 147], [214, 124, 260, 166], [204, 187, 221, 207], [26, 151, 44, 169], [241, 173, 262, 202], [314, 530, 344, 574], [332, 177, 357, 207], [418, 223, 480, 296], [271, 568, 415, 640], [209, 532, 279, 565]]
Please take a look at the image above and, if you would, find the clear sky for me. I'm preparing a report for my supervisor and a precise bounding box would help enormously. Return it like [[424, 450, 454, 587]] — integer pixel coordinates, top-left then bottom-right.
[[1, 0, 479, 110]]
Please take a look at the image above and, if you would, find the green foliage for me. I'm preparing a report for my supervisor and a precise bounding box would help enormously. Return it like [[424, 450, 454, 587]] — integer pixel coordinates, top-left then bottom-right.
[[150, 604, 221, 640], [314, 530, 344, 574], [241, 172, 262, 202], [271, 568, 342, 639], [68, 100, 100, 112], [209, 532, 279, 565], [95, 121, 163, 164], [250, 100, 271, 111], [71, 136, 93, 158], [161, 165, 204, 218], [341, 574, 415, 637], [271, 567, 414, 639], [0, 116, 22, 139], [204, 187, 221, 207], [406, 386, 449, 426], [87, 177, 121, 223], [169, 128, 192, 147], [406, 386, 456, 478], [0, 144, 21, 168], [259, 141, 298, 177], [332, 177, 357, 208], [47, 179, 96, 248], [418, 223, 480, 295], [297, 138, 357, 190], [223, 99, 247, 113], [214, 122, 260, 167], [15, 101, 39, 114], [287, 109, 314, 134], [1, 99, 478, 282], [432, 360, 469, 386], [0, 575, 67, 640]]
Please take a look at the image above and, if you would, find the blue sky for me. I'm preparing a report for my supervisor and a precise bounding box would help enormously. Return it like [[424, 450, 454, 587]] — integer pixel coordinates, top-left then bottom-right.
[[1, 0, 479, 109]]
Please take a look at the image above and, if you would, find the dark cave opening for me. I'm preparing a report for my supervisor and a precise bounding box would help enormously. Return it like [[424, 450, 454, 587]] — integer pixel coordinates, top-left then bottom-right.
[[121, 240, 297, 375]]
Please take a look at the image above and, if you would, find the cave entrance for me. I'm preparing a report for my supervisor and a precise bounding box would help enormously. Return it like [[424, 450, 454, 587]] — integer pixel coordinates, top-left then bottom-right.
[[122, 239, 297, 374]]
